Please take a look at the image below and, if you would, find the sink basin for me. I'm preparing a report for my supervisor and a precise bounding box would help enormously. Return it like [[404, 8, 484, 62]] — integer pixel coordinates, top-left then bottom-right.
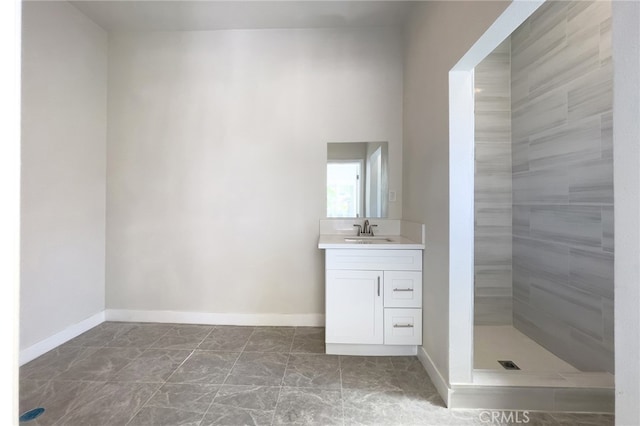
[[344, 237, 393, 244]]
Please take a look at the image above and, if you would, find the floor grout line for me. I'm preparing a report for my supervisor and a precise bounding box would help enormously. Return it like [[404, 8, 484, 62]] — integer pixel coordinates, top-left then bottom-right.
[[197, 325, 256, 424], [123, 382, 164, 426], [140, 324, 225, 424], [124, 339, 200, 425], [269, 328, 296, 426]]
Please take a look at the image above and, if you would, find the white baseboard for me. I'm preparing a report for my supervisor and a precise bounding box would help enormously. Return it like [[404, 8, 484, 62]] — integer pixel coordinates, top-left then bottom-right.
[[19, 309, 324, 365], [417, 345, 451, 406], [20, 311, 105, 366], [104, 309, 325, 327]]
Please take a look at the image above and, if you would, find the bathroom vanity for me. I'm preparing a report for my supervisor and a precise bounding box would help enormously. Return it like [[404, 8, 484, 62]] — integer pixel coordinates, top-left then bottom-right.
[[318, 220, 425, 356]]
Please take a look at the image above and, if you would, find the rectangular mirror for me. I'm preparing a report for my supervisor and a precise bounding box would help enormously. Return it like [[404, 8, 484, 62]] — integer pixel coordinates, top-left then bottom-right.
[[326, 142, 389, 218]]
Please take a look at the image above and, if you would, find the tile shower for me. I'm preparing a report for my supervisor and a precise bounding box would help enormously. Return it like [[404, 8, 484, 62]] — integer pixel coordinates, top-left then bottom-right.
[[474, 0, 613, 373]]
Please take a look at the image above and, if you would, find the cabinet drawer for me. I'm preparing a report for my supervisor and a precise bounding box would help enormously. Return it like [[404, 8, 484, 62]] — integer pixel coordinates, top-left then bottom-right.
[[384, 308, 422, 345], [326, 249, 422, 271], [383, 271, 422, 308]]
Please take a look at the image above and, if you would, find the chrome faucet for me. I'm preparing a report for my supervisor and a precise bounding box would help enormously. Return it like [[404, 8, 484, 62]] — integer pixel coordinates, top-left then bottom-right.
[[362, 219, 370, 235], [353, 219, 377, 237]]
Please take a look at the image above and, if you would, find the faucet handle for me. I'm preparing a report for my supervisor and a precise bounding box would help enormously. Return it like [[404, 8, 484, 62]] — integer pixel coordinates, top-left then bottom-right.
[[370, 224, 378, 236], [353, 224, 362, 236]]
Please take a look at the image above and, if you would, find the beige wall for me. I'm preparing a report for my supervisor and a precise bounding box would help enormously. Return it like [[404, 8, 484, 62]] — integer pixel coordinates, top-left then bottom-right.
[[403, 1, 509, 382], [21, 1, 107, 349], [106, 28, 403, 315]]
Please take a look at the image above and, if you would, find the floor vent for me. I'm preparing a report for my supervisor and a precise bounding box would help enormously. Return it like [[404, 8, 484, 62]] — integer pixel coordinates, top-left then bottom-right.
[[498, 360, 520, 370]]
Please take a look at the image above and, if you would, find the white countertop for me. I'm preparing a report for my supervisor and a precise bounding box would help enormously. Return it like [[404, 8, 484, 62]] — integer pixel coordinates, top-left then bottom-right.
[[318, 234, 425, 250]]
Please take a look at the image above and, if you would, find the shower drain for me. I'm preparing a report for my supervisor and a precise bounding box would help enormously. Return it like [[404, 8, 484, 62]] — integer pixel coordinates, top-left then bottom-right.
[[498, 360, 521, 370]]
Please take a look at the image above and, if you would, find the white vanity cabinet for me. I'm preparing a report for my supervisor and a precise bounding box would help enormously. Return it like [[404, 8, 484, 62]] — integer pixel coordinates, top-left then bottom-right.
[[324, 249, 423, 355]]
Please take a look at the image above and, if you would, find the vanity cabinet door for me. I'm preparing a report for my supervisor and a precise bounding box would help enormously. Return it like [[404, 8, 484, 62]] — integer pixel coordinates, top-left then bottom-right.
[[325, 270, 383, 345]]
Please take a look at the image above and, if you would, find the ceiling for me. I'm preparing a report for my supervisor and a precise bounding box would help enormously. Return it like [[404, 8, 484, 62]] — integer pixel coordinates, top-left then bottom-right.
[[68, 1, 414, 32]]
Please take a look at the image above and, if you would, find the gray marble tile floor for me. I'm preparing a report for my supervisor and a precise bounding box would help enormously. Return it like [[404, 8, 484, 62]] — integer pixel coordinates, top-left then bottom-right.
[[19, 322, 615, 426]]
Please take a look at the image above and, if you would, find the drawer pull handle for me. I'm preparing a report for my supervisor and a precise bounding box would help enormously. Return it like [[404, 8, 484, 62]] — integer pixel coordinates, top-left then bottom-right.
[[393, 324, 414, 328], [393, 288, 413, 292], [377, 276, 381, 296]]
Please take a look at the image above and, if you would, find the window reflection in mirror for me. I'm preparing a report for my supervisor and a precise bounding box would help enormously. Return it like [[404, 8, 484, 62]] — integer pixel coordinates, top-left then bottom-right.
[[326, 142, 388, 218]]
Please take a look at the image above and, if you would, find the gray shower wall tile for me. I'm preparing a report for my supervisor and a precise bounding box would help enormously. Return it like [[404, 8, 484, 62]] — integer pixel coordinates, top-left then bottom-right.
[[475, 281, 511, 296], [477, 77, 511, 112], [512, 205, 530, 237], [475, 235, 512, 268], [475, 143, 512, 174], [529, 205, 602, 248], [474, 266, 512, 292], [475, 206, 512, 231], [601, 111, 613, 159], [475, 173, 512, 204], [529, 24, 600, 98], [568, 328, 615, 373], [601, 206, 614, 253], [476, 97, 510, 115], [602, 298, 614, 352], [477, 40, 510, 65], [512, 278, 530, 304], [567, 0, 610, 32], [513, 301, 575, 360], [513, 168, 569, 204], [510, 18, 530, 54], [510, 76, 529, 112], [511, 137, 529, 173], [528, 278, 604, 341], [600, 17, 612, 65], [527, 1, 569, 43], [474, 41, 512, 326], [512, 90, 567, 140], [513, 299, 611, 374], [475, 297, 513, 326], [512, 237, 569, 290], [569, 157, 613, 204], [475, 53, 510, 94], [511, 12, 566, 75], [511, 0, 613, 373], [475, 112, 511, 144], [569, 248, 614, 299], [528, 117, 602, 171], [492, 38, 511, 55], [568, 63, 613, 123]]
